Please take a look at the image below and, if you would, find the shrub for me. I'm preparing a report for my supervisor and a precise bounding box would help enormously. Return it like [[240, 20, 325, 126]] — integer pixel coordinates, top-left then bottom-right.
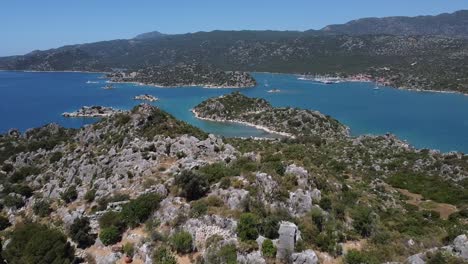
[[170, 231, 193, 254], [121, 193, 161, 228], [99, 226, 121, 246], [33, 199, 51, 217], [3, 223, 75, 263], [3, 195, 24, 208], [175, 171, 209, 201], [99, 211, 126, 231], [262, 239, 277, 258], [259, 215, 280, 239], [153, 247, 177, 264], [205, 243, 237, 264], [61, 185, 78, 203], [10, 166, 40, 183], [199, 163, 239, 184], [237, 213, 259, 241], [351, 207, 375, 237], [123, 242, 135, 257], [69, 217, 96, 249], [345, 250, 376, 264], [49, 152, 63, 163], [0, 216, 11, 231], [84, 189, 96, 203], [1, 163, 13, 173], [190, 200, 208, 218]]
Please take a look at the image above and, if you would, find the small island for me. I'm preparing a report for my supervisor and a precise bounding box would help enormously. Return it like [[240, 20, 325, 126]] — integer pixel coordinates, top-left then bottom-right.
[[62, 106, 122, 118], [106, 63, 257, 88], [133, 94, 158, 102]]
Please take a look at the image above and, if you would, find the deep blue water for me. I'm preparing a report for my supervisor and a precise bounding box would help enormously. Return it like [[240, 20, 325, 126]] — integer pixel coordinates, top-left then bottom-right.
[[0, 71, 467, 153]]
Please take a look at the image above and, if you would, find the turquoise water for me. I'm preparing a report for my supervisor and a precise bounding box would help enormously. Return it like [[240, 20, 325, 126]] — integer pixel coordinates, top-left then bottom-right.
[[0, 71, 467, 153]]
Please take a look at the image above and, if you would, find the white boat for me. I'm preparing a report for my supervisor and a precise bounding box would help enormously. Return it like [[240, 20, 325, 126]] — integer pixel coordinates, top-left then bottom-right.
[[103, 84, 114, 90], [86, 81, 99, 84], [267, 89, 281, 93], [373, 86, 380, 90]]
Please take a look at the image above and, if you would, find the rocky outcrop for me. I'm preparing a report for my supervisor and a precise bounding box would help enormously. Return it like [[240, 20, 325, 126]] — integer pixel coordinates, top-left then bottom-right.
[[62, 106, 123, 118], [238, 251, 266, 264], [183, 215, 237, 251], [133, 94, 158, 102]]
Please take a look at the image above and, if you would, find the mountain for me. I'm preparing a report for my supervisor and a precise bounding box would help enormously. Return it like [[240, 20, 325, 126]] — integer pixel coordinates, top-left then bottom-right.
[[133, 30, 167, 40], [320, 10, 468, 38]]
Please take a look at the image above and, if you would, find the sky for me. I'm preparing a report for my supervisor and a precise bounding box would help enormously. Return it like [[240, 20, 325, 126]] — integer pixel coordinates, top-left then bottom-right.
[[1, 0, 467, 56]]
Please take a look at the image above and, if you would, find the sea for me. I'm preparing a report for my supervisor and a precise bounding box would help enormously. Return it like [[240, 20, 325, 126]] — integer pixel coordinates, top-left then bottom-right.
[[0, 71, 467, 153]]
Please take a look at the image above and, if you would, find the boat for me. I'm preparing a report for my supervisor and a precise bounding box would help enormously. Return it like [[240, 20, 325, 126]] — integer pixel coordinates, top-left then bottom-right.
[[267, 89, 281, 93], [373, 86, 380, 90], [103, 84, 114, 90], [86, 81, 99, 84]]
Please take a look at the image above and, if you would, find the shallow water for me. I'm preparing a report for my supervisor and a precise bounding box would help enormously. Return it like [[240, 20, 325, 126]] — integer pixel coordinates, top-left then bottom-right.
[[0, 71, 467, 153]]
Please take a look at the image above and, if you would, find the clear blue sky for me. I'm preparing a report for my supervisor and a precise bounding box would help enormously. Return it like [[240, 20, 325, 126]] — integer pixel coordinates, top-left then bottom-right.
[[1, 0, 467, 56]]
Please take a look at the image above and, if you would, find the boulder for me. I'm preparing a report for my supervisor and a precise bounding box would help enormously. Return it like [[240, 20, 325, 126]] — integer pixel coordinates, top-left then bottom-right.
[[453, 234, 468, 260], [238, 251, 266, 264], [276, 221, 301, 260], [292, 250, 319, 264], [406, 254, 425, 264], [287, 189, 313, 217], [95, 252, 121, 264]]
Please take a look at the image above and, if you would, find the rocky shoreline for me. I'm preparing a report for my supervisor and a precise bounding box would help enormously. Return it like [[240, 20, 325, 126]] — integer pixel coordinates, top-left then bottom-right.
[[62, 106, 123, 118]]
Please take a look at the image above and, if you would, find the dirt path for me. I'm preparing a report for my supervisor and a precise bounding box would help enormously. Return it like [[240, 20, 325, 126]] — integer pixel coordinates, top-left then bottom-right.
[[396, 188, 458, 220]]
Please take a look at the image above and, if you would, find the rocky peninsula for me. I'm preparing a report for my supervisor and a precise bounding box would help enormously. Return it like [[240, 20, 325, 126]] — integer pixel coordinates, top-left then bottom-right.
[[106, 63, 257, 88], [133, 94, 158, 102], [62, 106, 123, 118]]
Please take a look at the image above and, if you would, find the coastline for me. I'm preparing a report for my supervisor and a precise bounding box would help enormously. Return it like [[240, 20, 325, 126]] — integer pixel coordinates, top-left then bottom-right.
[[191, 109, 294, 138], [107, 80, 255, 89]]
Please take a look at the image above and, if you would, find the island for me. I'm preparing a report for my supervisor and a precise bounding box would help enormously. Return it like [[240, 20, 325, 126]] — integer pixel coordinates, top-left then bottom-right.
[[106, 63, 257, 88], [62, 106, 123, 118], [133, 94, 158, 102], [193, 92, 349, 140]]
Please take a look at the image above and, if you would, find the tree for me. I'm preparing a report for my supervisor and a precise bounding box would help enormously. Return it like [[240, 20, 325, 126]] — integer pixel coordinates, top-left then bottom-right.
[[121, 193, 161, 228], [153, 247, 177, 264], [33, 199, 51, 217], [175, 171, 209, 201], [99, 226, 121, 246], [237, 213, 259, 241], [170, 231, 193, 254], [69, 217, 96, 249], [3, 223, 75, 264], [262, 239, 277, 258]]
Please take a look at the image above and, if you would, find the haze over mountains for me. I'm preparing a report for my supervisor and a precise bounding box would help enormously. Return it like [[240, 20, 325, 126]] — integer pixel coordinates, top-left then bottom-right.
[[0, 10, 467, 93]]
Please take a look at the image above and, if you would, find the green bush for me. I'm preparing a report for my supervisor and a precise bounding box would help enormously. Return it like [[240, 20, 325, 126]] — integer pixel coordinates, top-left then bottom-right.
[[3, 223, 75, 264], [10, 166, 40, 183], [49, 152, 63, 163], [99, 211, 126, 231], [259, 215, 280, 239], [123, 242, 135, 257], [190, 200, 208, 218], [33, 199, 51, 217], [351, 207, 375, 237], [3, 195, 24, 208], [60, 185, 78, 203], [237, 213, 259, 241], [69, 217, 95, 249], [0, 216, 11, 231], [121, 193, 161, 227], [262, 239, 277, 258], [153, 247, 177, 264], [198, 163, 239, 184], [345, 250, 376, 264], [84, 189, 96, 203], [175, 170, 209, 201], [205, 243, 237, 264], [170, 231, 193, 253], [99, 226, 121, 246]]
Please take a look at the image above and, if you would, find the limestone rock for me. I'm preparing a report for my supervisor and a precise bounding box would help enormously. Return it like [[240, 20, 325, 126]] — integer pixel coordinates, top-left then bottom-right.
[[453, 234, 468, 260], [238, 251, 266, 264], [292, 250, 319, 264], [277, 221, 301, 260]]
